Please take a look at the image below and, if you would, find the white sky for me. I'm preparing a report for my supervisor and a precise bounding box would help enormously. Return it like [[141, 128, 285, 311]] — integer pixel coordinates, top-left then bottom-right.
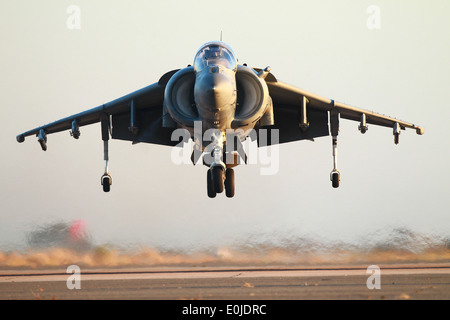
[[1, 0, 449, 250]]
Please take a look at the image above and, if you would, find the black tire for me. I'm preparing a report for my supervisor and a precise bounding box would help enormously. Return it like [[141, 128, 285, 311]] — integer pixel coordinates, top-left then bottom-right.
[[212, 167, 225, 193], [331, 172, 340, 188], [102, 177, 111, 192], [225, 168, 235, 198], [207, 169, 216, 198]]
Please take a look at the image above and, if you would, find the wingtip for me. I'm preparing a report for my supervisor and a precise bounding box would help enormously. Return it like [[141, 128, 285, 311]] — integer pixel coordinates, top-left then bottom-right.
[[416, 127, 425, 135]]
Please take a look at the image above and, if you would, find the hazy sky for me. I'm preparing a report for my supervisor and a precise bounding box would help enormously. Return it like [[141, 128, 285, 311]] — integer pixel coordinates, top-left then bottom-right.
[[1, 0, 449, 250]]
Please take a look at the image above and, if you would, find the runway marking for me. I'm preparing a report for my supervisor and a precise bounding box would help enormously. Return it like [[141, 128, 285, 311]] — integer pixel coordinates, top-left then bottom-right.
[[1, 265, 449, 283]]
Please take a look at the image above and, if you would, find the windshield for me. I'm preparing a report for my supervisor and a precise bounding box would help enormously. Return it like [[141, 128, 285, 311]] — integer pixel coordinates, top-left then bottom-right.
[[193, 43, 237, 72]]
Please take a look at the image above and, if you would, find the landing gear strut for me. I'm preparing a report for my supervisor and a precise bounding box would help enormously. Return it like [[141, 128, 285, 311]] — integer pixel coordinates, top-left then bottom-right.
[[330, 108, 341, 188], [101, 140, 112, 192], [101, 114, 112, 192], [205, 131, 236, 198], [330, 135, 341, 188]]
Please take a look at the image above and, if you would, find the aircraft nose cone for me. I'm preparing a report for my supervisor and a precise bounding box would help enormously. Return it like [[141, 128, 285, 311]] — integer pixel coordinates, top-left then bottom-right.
[[195, 70, 236, 111], [207, 80, 230, 98], [207, 86, 217, 95]]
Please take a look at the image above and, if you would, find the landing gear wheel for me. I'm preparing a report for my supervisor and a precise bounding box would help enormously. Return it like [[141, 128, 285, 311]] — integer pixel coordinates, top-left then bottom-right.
[[225, 168, 235, 198], [207, 169, 216, 198], [212, 166, 225, 193], [331, 171, 340, 188], [101, 175, 112, 193]]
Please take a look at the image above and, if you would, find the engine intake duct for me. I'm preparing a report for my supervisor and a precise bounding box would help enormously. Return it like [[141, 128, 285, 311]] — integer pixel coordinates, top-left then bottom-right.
[[163, 67, 199, 128], [233, 65, 272, 128]]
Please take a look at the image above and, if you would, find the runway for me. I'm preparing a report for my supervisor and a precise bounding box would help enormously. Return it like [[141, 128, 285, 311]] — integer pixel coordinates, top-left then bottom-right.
[[1, 264, 449, 300]]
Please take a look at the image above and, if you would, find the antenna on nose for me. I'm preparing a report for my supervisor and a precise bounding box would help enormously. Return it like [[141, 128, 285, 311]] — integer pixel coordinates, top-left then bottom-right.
[[220, 31, 223, 42]]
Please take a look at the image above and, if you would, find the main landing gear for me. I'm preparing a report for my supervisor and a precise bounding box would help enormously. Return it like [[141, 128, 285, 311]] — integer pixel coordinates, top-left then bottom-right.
[[207, 166, 235, 198], [205, 132, 237, 198]]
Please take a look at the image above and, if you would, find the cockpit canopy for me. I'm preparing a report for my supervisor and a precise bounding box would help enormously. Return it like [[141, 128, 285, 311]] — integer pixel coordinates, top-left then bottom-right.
[[193, 42, 237, 72]]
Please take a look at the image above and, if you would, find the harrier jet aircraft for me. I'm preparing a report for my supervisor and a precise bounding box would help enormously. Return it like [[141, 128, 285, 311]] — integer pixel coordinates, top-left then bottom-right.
[[17, 41, 424, 198]]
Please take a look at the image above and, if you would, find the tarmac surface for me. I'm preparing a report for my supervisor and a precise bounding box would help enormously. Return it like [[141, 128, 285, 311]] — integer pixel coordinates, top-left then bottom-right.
[[0, 263, 449, 300]]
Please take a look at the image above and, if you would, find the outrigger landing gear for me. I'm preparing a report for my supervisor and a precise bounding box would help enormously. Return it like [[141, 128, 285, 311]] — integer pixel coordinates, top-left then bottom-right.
[[101, 140, 112, 193], [330, 108, 341, 188], [330, 135, 341, 188], [101, 114, 112, 193]]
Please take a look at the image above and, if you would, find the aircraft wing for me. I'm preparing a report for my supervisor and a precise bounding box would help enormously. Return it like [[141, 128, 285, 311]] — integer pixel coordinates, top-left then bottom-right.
[[268, 78, 424, 140], [254, 68, 424, 146], [16, 70, 181, 148], [269, 80, 424, 132]]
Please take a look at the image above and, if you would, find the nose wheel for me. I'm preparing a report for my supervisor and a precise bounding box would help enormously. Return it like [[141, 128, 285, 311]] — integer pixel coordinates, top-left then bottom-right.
[[207, 167, 235, 198]]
